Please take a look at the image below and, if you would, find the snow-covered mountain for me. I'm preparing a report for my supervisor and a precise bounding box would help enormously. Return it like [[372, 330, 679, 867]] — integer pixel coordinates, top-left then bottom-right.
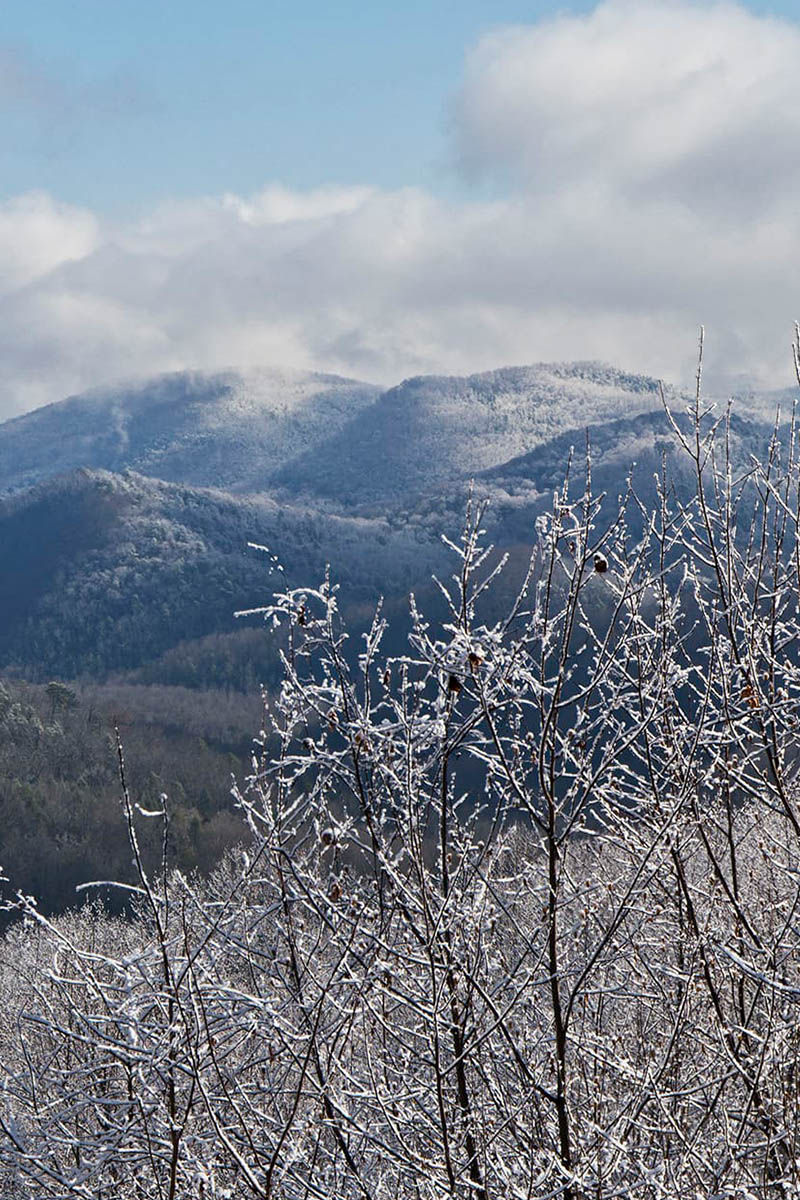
[[0, 361, 673, 504], [1, 358, 781, 684], [266, 362, 673, 508], [0, 467, 442, 679], [0, 368, 381, 497]]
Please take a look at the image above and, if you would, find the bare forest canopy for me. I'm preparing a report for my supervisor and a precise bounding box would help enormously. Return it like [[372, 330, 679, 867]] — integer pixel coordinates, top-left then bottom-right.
[[3, 348, 800, 1195]]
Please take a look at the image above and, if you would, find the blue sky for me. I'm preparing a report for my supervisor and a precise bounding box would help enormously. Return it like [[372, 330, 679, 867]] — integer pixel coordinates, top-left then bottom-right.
[[2, 0, 791, 214], [4, 1, 579, 212], [2, 0, 800, 411]]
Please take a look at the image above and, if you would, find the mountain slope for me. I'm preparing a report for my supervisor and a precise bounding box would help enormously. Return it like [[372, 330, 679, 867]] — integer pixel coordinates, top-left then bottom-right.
[[0, 359, 778, 687], [272, 363, 672, 508], [0, 469, 442, 678], [383, 408, 782, 556], [0, 362, 673, 507], [0, 368, 380, 496]]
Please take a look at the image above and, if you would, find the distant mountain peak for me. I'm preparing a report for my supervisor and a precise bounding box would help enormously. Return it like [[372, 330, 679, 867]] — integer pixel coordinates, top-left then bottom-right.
[[0, 360, 676, 504], [0, 367, 381, 498], [271, 360, 676, 509]]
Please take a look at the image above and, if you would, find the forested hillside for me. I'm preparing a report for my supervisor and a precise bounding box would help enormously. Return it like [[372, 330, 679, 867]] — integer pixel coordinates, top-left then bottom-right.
[[0, 360, 705, 687], [0, 467, 439, 679], [0, 363, 668, 504], [0, 358, 788, 929], [0, 676, 258, 914], [0, 368, 381, 497]]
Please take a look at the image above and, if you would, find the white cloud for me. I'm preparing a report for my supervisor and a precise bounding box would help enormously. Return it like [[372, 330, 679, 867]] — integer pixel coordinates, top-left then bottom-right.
[[0, 192, 98, 295], [1, 1, 800, 419], [221, 185, 376, 227], [455, 0, 800, 218]]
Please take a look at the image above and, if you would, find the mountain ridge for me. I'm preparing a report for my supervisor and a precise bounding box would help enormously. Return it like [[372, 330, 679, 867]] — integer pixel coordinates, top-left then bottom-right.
[[0, 360, 678, 503], [0, 359, 781, 686]]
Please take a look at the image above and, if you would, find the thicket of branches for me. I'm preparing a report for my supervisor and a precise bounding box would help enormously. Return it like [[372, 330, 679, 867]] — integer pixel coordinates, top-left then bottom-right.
[[3, 342, 800, 1197]]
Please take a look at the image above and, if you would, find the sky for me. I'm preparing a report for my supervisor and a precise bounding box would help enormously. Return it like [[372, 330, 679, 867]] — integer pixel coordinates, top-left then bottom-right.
[[1, 0, 800, 415]]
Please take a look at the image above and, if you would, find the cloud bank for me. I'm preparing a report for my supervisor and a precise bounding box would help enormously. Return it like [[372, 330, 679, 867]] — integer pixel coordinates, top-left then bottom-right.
[[2, 0, 800, 417]]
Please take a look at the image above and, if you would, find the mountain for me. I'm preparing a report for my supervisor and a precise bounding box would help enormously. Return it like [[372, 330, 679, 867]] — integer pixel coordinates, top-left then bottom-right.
[[0, 467, 442, 679], [0, 368, 380, 497], [0, 359, 781, 686], [0, 362, 674, 507], [472, 407, 778, 544], [271, 363, 673, 509], [0, 361, 787, 917]]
